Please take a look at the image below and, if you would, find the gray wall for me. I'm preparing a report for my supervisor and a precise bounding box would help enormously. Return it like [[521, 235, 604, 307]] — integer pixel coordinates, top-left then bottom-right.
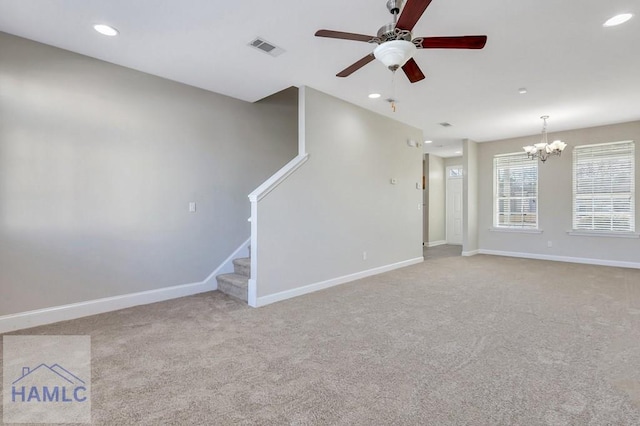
[[256, 87, 423, 298], [427, 154, 446, 244], [477, 121, 640, 263], [0, 32, 297, 316], [444, 156, 463, 169], [463, 139, 479, 253]]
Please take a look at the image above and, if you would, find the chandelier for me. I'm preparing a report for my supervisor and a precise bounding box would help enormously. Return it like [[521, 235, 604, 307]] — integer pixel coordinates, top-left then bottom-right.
[[523, 116, 567, 162]]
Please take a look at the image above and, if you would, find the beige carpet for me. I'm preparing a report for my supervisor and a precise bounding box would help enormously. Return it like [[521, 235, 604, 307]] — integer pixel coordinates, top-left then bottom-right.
[[2, 250, 640, 425]]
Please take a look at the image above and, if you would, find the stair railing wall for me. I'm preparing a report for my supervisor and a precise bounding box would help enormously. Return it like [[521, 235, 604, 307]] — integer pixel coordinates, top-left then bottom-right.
[[246, 87, 308, 307]]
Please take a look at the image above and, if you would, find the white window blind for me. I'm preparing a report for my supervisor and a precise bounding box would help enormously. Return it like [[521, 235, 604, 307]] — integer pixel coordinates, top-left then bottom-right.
[[573, 140, 635, 232], [494, 153, 538, 228]]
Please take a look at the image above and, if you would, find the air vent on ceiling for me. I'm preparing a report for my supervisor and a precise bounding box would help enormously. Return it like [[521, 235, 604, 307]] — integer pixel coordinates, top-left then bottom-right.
[[439, 122, 452, 127], [248, 37, 285, 57]]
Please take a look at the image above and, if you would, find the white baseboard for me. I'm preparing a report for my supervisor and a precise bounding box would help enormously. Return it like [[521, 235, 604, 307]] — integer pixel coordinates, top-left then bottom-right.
[[247, 278, 258, 308], [462, 249, 480, 257], [254, 257, 424, 308], [0, 281, 211, 334], [479, 249, 640, 269], [427, 240, 447, 248], [0, 238, 252, 334]]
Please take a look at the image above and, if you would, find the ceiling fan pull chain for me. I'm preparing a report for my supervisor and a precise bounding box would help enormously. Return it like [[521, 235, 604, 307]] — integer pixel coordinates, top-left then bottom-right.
[[391, 71, 397, 112]]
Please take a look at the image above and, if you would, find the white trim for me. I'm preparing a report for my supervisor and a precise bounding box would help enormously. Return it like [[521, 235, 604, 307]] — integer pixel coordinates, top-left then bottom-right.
[[462, 250, 480, 257], [0, 281, 211, 334], [567, 230, 640, 239], [254, 257, 424, 307], [248, 154, 309, 202], [248, 200, 258, 308], [203, 238, 251, 287], [573, 139, 634, 150], [478, 249, 640, 270], [427, 240, 447, 247], [247, 278, 258, 308], [490, 227, 543, 234], [298, 86, 306, 155]]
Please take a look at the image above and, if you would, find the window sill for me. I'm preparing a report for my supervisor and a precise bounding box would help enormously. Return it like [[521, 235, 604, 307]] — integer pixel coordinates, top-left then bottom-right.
[[490, 227, 543, 234], [567, 230, 640, 239]]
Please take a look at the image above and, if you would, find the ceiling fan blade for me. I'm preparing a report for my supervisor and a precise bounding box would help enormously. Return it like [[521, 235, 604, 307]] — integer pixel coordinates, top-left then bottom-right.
[[418, 35, 488, 49], [336, 54, 376, 77], [402, 58, 426, 83], [396, 0, 434, 31], [315, 30, 375, 43]]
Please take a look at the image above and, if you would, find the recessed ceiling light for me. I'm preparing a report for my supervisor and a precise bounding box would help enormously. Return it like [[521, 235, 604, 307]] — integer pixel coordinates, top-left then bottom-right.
[[455, 151, 462, 154], [368, 93, 381, 99], [518, 88, 528, 94], [603, 13, 633, 27], [94, 24, 119, 36], [424, 140, 433, 144]]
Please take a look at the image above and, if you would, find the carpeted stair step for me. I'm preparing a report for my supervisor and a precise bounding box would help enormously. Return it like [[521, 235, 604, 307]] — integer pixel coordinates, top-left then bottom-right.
[[233, 257, 251, 277], [216, 273, 248, 302]]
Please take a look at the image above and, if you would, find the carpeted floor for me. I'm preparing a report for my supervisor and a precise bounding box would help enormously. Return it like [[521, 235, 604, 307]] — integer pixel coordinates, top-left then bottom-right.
[[423, 244, 462, 260], [2, 251, 640, 425]]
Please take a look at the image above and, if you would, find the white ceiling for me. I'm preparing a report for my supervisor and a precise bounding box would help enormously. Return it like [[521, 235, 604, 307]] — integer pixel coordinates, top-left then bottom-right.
[[1, 0, 639, 157]]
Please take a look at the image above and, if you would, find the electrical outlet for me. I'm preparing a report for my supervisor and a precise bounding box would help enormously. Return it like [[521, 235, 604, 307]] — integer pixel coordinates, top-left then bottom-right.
[[547, 240, 553, 248], [362, 251, 367, 260], [189, 202, 196, 213]]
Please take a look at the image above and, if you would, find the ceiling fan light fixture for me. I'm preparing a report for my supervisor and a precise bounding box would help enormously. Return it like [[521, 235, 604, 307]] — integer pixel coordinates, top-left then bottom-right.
[[373, 40, 416, 71], [314, 0, 487, 82]]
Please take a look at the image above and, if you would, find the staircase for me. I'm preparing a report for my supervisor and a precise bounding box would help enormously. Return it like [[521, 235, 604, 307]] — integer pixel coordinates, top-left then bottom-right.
[[216, 251, 250, 302]]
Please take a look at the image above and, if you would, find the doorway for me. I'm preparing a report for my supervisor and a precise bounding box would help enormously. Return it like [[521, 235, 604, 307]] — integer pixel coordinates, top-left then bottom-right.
[[446, 165, 463, 245]]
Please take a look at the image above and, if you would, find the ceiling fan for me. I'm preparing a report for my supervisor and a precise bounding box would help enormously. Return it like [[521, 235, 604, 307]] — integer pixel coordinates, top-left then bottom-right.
[[315, 0, 487, 83]]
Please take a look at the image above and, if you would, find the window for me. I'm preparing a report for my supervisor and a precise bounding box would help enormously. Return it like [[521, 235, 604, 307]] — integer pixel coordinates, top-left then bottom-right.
[[494, 153, 538, 228], [448, 167, 463, 178], [573, 141, 635, 232]]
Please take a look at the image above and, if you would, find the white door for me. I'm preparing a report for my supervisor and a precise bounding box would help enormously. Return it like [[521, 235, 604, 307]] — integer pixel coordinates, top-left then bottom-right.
[[446, 166, 463, 245]]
